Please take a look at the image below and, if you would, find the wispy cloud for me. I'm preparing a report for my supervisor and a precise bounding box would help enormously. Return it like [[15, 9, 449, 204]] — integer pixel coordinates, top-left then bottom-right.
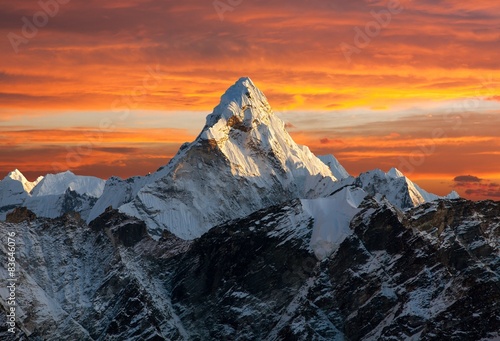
[[452, 175, 500, 199], [1, 0, 499, 199], [454, 175, 482, 183], [1, 0, 499, 111]]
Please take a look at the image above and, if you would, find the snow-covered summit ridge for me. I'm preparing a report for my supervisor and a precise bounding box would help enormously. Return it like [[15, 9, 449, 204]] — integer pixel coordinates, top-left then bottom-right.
[[356, 168, 459, 210], [387, 167, 404, 179], [1, 79, 465, 239], [0, 169, 106, 221], [116, 78, 340, 239], [3, 169, 43, 193], [318, 155, 350, 180], [31, 170, 105, 198], [200, 77, 271, 139]]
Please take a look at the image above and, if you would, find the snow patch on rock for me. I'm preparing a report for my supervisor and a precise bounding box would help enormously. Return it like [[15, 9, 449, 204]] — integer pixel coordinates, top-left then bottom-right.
[[302, 186, 367, 260]]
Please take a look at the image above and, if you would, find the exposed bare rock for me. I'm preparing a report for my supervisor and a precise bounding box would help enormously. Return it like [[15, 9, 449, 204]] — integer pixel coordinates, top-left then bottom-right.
[[6, 207, 36, 224]]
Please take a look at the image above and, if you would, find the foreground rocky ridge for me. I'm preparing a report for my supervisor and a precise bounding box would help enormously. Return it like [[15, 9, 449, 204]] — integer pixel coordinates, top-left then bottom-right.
[[0, 78, 491, 340], [1, 198, 498, 340]]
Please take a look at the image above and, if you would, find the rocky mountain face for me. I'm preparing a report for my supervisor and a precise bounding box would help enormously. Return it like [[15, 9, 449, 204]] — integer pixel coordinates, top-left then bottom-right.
[[1, 198, 498, 340], [0, 78, 497, 340], [93, 77, 340, 240]]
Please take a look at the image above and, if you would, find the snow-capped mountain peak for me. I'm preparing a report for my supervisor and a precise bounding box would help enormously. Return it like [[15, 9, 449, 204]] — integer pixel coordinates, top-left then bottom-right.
[[387, 167, 404, 179], [4, 169, 43, 193], [31, 170, 105, 198], [199, 77, 272, 140], [115, 78, 340, 239], [355, 168, 459, 209], [196, 77, 282, 158], [446, 190, 460, 199], [318, 154, 350, 180], [5, 169, 26, 182], [191, 77, 337, 183]]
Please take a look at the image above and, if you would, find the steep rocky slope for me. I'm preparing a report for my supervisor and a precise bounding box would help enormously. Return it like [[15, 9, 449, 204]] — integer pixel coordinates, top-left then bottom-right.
[[95, 77, 339, 239], [1, 198, 498, 340]]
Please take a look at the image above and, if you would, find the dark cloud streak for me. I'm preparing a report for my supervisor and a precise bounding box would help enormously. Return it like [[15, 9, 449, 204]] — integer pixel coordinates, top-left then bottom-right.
[[454, 175, 482, 183]]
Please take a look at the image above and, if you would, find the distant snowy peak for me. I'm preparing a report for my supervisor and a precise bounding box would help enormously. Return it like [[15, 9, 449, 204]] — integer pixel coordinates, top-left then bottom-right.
[[4, 169, 43, 193], [318, 155, 350, 180], [355, 168, 459, 210], [0, 170, 105, 221], [0, 169, 45, 219], [31, 171, 105, 198], [445, 190, 460, 200], [4, 169, 27, 181], [4, 169, 28, 183], [0, 173, 30, 220]]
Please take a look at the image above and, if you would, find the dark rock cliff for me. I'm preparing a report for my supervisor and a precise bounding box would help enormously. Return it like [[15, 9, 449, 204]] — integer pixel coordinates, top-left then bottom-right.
[[0, 198, 498, 340]]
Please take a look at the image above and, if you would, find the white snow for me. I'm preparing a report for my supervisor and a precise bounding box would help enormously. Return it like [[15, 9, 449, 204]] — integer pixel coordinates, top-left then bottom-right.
[[0, 169, 105, 220], [445, 190, 460, 200], [112, 77, 341, 239], [318, 155, 350, 180], [31, 170, 104, 198], [356, 168, 459, 210], [387, 167, 405, 179], [302, 186, 367, 260], [5, 169, 43, 193], [0, 169, 44, 219]]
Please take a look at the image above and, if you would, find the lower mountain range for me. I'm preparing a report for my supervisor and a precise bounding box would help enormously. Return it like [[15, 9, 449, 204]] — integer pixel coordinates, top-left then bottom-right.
[[0, 78, 498, 340]]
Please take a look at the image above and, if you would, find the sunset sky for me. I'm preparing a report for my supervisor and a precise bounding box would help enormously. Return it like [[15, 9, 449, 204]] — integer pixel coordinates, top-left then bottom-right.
[[1, 0, 499, 200]]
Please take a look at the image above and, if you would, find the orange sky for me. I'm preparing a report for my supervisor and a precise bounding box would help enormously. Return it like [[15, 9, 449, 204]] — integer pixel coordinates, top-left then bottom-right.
[[1, 0, 499, 200]]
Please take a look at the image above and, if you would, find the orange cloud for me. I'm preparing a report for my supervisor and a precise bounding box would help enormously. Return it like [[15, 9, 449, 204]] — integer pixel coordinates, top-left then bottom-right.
[[288, 111, 500, 200], [1, 0, 499, 200], [0, 127, 195, 180], [1, 0, 500, 111], [0, 128, 194, 145]]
